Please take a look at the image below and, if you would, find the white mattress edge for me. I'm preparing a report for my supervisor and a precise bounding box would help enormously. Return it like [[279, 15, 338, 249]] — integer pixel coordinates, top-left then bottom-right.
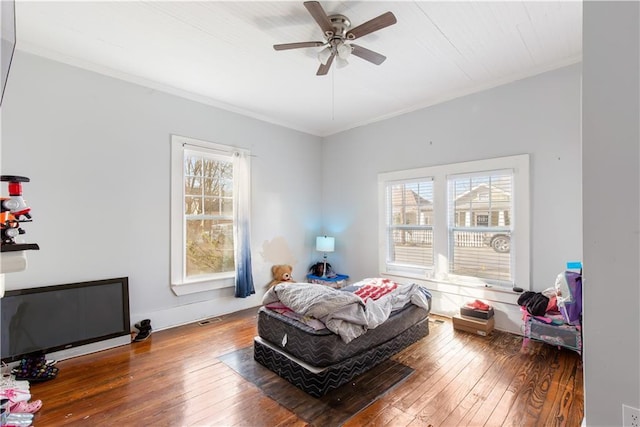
[[254, 336, 327, 374]]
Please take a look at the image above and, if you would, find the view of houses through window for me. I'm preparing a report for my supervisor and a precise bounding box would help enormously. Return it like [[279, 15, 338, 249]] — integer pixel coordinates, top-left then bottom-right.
[[387, 180, 434, 268], [380, 156, 527, 288], [447, 172, 512, 282]]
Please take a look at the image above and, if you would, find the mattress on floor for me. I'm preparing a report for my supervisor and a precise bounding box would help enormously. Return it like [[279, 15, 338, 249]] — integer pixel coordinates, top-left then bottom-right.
[[257, 302, 429, 367], [253, 316, 429, 397]]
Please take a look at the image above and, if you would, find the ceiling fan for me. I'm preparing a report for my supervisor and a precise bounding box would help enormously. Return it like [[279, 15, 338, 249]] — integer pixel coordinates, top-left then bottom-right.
[[273, 1, 397, 76]]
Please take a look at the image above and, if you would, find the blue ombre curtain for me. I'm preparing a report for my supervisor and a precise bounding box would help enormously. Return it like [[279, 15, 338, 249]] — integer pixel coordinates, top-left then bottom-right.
[[233, 151, 255, 298]]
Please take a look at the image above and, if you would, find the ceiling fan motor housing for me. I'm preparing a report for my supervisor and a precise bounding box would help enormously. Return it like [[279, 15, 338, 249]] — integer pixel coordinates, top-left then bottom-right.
[[327, 14, 351, 39]]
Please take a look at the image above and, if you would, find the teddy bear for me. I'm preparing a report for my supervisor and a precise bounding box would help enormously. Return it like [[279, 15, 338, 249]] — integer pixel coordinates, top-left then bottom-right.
[[268, 264, 295, 288]]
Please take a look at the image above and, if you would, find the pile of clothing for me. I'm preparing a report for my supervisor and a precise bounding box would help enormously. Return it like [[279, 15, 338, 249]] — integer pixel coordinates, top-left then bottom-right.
[[518, 270, 583, 325], [517, 288, 558, 317], [1, 373, 43, 426]]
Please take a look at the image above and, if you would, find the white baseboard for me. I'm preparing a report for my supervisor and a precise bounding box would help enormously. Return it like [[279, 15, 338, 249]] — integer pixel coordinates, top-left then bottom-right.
[[130, 294, 262, 333], [48, 335, 132, 361]]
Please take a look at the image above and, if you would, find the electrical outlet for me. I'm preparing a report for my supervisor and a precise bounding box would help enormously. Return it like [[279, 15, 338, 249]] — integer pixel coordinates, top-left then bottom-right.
[[623, 404, 640, 427]]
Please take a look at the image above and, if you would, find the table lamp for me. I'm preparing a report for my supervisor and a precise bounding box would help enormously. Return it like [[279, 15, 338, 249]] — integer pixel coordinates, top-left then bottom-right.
[[315, 235, 335, 278]]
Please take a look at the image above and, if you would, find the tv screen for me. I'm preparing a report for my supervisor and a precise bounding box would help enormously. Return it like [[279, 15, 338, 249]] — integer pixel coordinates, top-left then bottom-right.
[[1, 0, 16, 106], [1, 277, 130, 362]]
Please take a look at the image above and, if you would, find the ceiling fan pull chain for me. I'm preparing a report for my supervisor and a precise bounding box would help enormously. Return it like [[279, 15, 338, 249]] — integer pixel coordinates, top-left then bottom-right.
[[332, 68, 335, 121]]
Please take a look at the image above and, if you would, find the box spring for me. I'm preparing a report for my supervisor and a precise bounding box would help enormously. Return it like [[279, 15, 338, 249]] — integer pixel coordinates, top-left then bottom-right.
[[253, 317, 429, 397]]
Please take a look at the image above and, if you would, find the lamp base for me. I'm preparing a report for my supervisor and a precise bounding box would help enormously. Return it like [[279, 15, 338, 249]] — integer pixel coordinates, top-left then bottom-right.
[[320, 257, 336, 279]]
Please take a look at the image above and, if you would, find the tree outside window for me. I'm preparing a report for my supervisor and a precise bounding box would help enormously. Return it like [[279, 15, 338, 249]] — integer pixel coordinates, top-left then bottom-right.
[[184, 151, 235, 278]]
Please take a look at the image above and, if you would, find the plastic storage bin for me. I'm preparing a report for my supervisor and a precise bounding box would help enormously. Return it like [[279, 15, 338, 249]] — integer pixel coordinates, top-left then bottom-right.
[[524, 317, 582, 354]]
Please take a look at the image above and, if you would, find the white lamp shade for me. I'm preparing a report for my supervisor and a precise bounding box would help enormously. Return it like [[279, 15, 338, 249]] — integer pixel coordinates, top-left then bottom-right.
[[316, 236, 335, 253], [335, 56, 349, 69], [337, 43, 352, 60], [317, 47, 332, 65]]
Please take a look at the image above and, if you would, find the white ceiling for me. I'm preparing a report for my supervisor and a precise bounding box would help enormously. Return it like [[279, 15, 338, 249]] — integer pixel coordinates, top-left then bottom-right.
[[15, 1, 582, 137]]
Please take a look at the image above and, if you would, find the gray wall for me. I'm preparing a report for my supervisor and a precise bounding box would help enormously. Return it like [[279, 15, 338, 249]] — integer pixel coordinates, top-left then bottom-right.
[[583, 1, 640, 425], [1, 51, 323, 329], [322, 64, 583, 332]]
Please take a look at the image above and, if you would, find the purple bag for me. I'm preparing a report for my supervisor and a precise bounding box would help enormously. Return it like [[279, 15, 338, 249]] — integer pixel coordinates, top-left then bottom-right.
[[555, 271, 582, 325]]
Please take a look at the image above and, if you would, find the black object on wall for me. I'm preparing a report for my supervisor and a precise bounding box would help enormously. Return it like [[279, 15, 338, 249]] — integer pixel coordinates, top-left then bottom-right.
[[1, 0, 16, 106]]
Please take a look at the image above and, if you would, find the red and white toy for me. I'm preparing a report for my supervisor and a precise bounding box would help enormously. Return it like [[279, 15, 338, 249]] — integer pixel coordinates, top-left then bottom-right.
[[1, 175, 37, 249]]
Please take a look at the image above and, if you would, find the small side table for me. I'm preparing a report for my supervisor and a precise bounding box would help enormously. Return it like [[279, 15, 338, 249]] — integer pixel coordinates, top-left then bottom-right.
[[306, 274, 349, 289]]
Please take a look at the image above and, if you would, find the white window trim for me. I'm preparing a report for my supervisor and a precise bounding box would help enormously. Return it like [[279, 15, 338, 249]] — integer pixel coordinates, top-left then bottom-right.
[[378, 154, 530, 291], [170, 134, 243, 296], [383, 177, 435, 276]]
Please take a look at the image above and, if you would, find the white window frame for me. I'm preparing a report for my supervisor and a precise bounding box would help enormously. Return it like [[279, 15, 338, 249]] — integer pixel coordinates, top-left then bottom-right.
[[170, 134, 243, 296], [378, 154, 530, 291], [382, 178, 435, 277]]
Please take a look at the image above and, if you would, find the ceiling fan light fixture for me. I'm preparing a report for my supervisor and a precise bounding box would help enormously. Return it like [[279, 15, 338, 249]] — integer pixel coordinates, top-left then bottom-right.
[[335, 56, 349, 69], [317, 46, 332, 65], [337, 43, 352, 60]]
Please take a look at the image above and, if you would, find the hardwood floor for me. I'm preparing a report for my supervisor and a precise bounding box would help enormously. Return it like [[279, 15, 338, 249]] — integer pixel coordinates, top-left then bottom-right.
[[27, 308, 583, 426]]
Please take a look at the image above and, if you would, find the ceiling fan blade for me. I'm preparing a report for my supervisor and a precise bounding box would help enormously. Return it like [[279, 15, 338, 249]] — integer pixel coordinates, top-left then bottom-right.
[[304, 1, 335, 37], [346, 11, 397, 40], [316, 52, 335, 76], [350, 44, 387, 65], [274, 41, 325, 51]]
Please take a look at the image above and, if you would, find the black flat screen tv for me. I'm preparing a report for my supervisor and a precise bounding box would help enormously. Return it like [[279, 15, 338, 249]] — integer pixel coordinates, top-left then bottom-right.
[[1, 277, 130, 363]]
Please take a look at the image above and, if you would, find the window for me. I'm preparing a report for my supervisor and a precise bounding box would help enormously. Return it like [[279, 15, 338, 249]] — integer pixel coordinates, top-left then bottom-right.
[[448, 171, 513, 283], [171, 135, 249, 295], [378, 154, 529, 290], [383, 179, 434, 275]]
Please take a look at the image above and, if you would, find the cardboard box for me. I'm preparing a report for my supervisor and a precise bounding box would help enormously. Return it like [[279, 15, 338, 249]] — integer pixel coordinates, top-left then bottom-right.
[[452, 315, 495, 337], [460, 305, 495, 320]]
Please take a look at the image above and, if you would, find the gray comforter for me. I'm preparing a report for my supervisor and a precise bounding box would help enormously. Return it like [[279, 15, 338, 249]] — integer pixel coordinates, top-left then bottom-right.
[[262, 282, 430, 343]]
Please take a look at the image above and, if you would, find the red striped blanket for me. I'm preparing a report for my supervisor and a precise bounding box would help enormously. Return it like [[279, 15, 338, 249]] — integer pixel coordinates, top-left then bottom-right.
[[354, 278, 399, 301]]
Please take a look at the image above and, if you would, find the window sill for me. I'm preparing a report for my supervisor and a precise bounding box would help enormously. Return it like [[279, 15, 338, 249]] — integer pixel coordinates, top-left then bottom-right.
[[381, 272, 522, 305], [171, 277, 234, 296]]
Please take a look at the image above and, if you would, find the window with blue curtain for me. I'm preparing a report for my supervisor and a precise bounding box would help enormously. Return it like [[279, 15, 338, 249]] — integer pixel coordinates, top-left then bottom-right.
[[170, 135, 254, 297]]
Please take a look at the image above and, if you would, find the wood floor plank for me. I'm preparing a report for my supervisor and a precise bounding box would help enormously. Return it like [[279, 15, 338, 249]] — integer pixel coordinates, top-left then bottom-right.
[[500, 342, 562, 426], [438, 347, 511, 426], [342, 399, 388, 426], [347, 400, 417, 427], [450, 334, 522, 426], [566, 357, 585, 426], [463, 351, 530, 426], [25, 308, 583, 426], [412, 332, 504, 424], [389, 330, 476, 411], [401, 335, 484, 415], [537, 351, 583, 427], [446, 332, 525, 426]]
